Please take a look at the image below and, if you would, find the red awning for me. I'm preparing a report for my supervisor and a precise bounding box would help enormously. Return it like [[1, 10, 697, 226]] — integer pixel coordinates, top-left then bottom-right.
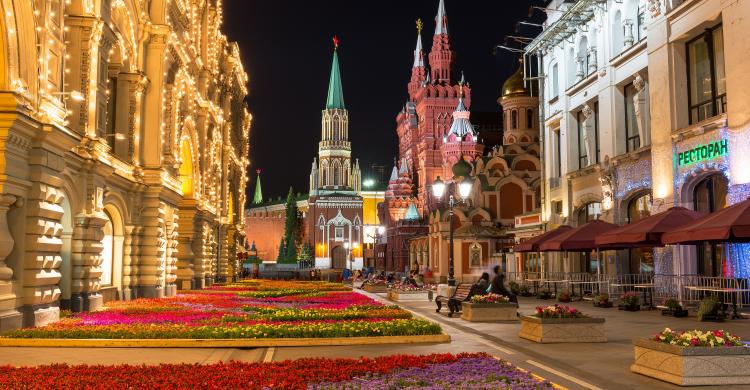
[[514, 225, 573, 252], [595, 207, 706, 248], [539, 219, 620, 252], [662, 198, 750, 244]]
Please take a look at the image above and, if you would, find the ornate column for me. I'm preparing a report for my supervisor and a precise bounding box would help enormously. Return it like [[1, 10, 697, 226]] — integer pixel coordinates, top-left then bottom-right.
[[633, 74, 649, 147], [623, 19, 635, 47], [164, 208, 178, 296], [176, 203, 198, 289], [140, 26, 169, 168], [137, 192, 166, 298], [0, 194, 21, 331], [64, 16, 103, 136], [22, 147, 66, 326], [217, 225, 230, 283], [575, 57, 585, 81], [121, 225, 136, 300], [70, 209, 107, 312], [581, 104, 596, 167], [587, 47, 598, 74]]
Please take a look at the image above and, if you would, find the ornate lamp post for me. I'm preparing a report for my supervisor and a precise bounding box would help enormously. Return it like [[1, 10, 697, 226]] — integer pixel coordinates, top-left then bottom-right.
[[431, 175, 473, 286]]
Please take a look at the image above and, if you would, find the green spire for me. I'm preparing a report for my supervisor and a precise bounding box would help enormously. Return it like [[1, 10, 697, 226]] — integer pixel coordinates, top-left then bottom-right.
[[252, 169, 263, 204], [326, 44, 345, 110]]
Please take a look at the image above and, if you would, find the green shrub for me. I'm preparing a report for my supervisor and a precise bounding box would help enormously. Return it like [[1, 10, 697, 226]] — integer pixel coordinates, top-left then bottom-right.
[[697, 295, 720, 321]]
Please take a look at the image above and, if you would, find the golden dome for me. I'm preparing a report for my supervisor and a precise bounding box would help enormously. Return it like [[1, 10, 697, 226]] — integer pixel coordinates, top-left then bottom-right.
[[501, 59, 530, 98]]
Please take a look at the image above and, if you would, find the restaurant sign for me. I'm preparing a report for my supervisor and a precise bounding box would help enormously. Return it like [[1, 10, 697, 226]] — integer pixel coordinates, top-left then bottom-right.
[[676, 139, 728, 167]]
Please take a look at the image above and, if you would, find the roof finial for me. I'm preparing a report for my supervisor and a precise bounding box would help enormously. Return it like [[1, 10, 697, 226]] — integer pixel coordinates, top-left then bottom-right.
[[416, 18, 423, 35], [333, 35, 340, 50], [459, 71, 466, 99]]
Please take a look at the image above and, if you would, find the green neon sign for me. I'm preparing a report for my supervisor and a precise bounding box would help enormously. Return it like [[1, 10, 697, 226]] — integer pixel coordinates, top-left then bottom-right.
[[677, 139, 728, 167]]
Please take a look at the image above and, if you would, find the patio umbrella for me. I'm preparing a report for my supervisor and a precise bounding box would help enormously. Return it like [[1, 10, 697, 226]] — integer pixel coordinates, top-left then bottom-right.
[[540, 220, 620, 251], [662, 197, 750, 244], [539, 220, 620, 275], [514, 225, 573, 252], [595, 207, 706, 248], [514, 225, 572, 279]]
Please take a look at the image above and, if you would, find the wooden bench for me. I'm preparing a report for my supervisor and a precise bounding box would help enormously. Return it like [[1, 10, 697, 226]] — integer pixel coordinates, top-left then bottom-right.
[[435, 283, 473, 317]]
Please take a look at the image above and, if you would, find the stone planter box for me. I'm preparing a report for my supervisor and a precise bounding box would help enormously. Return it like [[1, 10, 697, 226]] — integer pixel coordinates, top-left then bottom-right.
[[630, 339, 750, 386], [518, 316, 606, 343], [387, 290, 430, 302], [363, 284, 388, 293], [460, 302, 518, 322]]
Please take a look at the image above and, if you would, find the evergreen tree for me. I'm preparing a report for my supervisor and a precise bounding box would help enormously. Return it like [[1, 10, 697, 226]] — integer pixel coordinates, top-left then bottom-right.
[[282, 187, 301, 264], [277, 238, 286, 262]]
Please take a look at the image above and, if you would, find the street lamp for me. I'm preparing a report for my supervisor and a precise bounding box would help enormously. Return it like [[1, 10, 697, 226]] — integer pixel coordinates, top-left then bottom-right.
[[431, 175, 473, 286]]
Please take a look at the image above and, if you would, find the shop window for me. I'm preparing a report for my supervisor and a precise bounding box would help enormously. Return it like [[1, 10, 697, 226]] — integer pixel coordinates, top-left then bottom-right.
[[693, 174, 728, 276], [628, 193, 654, 274], [687, 24, 726, 124], [624, 83, 641, 152]]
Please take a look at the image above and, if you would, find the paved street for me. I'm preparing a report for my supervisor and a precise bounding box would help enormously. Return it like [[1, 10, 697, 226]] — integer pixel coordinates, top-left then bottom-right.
[[3, 289, 750, 389]]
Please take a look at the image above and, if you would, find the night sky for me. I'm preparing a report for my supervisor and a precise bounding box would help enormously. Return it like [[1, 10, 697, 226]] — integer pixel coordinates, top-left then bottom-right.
[[223, 0, 540, 200]]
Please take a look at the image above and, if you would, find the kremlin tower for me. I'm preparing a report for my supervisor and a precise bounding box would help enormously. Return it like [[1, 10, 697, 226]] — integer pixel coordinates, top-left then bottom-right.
[[396, 0, 471, 212], [306, 38, 365, 270]]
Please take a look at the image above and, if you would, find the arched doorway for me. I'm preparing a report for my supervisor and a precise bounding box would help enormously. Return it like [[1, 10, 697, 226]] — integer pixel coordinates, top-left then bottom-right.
[[331, 246, 346, 269], [692, 174, 728, 276], [101, 205, 125, 301]]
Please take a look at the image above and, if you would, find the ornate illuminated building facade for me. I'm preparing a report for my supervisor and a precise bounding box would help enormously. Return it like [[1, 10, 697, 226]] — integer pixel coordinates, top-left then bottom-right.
[[0, 0, 250, 331], [378, 0, 539, 278], [526, 0, 750, 278]]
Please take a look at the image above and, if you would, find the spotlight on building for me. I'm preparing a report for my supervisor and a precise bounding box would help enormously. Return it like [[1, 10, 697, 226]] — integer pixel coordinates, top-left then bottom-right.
[[363, 179, 375, 188]]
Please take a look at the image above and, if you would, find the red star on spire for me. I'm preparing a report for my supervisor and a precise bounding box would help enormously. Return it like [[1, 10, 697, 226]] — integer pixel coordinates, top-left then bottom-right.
[[333, 35, 340, 49], [255, 169, 261, 175]]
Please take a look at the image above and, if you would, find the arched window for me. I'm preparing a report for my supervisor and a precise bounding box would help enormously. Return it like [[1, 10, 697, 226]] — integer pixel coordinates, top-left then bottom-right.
[[526, 108, 534, 129], [511, 110, 518, 129], [693, 175, 728, 276], [333, 163, 341, 186], [577, 202, 601, 226]]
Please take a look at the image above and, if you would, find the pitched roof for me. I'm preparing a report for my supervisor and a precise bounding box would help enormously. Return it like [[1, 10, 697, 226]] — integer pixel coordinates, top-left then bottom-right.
[[326, 50, 345, 109]]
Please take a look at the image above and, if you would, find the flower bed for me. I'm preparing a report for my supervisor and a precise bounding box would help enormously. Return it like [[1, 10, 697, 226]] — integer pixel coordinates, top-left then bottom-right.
[[1, 280, 442, 341], [460, 293, 517, 322], [386, 282, 431, 301], [632, 329, 750, 386], [0, 353, 555, 390], [533, 304, 586, 319], [519, 305, 605, 343]]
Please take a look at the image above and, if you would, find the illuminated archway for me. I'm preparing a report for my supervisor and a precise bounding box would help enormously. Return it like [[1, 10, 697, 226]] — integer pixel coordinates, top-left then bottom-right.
[[179, 139, 194, 197]]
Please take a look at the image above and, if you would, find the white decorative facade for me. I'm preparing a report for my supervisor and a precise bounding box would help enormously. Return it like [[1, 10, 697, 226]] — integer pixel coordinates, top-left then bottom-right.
[[527, 0, 750, 278]]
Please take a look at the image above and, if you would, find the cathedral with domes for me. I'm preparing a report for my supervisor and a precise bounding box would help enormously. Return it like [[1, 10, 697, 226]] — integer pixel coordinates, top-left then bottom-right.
[[378, 0, 541, 279]]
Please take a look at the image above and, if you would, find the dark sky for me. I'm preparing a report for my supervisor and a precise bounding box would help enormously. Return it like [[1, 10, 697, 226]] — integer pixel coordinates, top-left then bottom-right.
[[223, 0, 539, 201]]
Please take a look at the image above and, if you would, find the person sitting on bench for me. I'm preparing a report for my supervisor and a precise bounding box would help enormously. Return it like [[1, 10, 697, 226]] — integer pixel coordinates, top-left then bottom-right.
[[490, 266, 517, 303]]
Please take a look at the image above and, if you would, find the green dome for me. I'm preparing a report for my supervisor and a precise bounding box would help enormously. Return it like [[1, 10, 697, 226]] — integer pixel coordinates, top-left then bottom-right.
[[452, 158, 472, 178]]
